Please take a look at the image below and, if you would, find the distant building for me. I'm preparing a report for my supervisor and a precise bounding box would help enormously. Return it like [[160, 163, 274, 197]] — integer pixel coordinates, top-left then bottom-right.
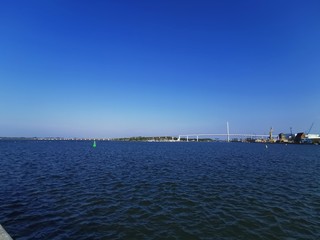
[[294, 132, 320, 144], [304, 134, 320, 144], [278, 133, 295, 143]]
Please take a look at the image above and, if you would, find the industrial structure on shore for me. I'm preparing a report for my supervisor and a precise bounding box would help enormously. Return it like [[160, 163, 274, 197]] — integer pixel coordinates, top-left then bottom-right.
[[177, 122, 320, 144], [277, 122, 320, 144]]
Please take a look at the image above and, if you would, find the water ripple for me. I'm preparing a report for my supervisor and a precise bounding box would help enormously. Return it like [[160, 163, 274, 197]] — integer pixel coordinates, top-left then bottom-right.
[[0, 141, 319, 239]]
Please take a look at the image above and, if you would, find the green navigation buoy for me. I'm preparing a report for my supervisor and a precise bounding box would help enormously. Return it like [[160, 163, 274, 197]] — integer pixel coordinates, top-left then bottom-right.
[[93, 140, 96, 148]]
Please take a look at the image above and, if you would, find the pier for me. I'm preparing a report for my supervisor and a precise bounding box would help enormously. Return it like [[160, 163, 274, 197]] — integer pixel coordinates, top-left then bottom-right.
[[0, 225, 13, 240]]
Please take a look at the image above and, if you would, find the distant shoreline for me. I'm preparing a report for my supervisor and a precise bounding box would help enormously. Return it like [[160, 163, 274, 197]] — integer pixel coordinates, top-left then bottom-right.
[[1, 137, 319, 145], [0, 136, 212, 142]]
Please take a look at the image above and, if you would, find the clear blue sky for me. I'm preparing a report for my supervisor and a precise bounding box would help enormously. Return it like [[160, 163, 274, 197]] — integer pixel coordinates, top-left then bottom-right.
[[1, 0, 319, 138]]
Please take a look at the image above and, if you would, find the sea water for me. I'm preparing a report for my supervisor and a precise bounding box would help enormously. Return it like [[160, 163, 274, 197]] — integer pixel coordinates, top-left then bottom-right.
[[0, 141, 319, 239]]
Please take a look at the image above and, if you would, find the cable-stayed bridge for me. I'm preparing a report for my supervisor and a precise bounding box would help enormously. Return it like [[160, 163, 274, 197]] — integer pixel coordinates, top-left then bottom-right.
[[178, 122, 277, 142], [177, 133, 276, 142]]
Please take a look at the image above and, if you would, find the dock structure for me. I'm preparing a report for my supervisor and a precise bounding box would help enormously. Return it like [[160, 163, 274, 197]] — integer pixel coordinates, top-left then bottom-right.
[[0, 225, 13, 240]]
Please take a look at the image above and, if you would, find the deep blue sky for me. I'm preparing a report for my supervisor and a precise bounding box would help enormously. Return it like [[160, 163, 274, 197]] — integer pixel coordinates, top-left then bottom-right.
[[1, 0, 319, 137]]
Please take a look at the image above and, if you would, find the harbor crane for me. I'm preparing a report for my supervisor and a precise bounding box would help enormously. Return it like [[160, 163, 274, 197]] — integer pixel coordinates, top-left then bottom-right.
[[307, 122, 314, 134]]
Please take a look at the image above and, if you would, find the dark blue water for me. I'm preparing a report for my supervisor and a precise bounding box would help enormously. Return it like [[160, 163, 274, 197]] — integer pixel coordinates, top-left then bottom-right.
[[0, 141, 319, 239]]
